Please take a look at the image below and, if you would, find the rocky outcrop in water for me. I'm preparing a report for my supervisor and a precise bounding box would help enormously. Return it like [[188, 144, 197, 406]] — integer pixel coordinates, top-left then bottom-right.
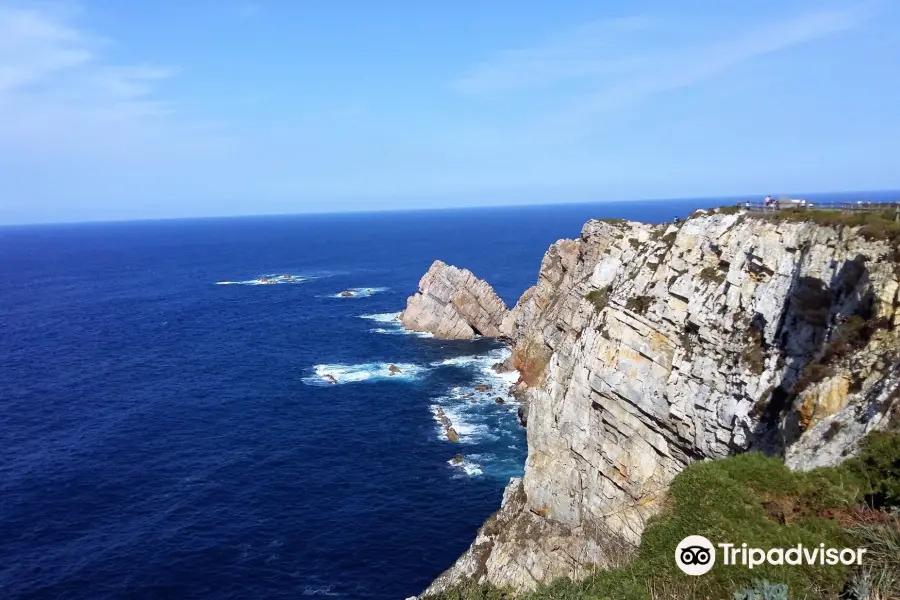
[[433, 407, 461, 443], [400, 260, 510, 339], [422, 210, 900, 595]]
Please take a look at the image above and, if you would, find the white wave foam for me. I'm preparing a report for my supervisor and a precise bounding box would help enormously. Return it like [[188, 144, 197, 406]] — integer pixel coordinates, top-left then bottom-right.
[[359, 312, 401, 323], [216, 273, 311, 286], [430, 403, 495, 444], [303, 362, 427, 386], [361, 312, 434, 337], [447, 457, 483, 477], [431, 347, 511, 371], [427, 347, 526, 478], [432, 355, 483, 368], [431, 348, 519, 393], [368, 328, 433, 338], [427, 346, 523, 462], [330, 287, 388, 298]]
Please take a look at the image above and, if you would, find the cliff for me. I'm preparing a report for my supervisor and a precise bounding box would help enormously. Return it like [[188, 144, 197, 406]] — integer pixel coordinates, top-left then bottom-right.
[[400, 260, 511, 340], [419, 209, 900, 595]]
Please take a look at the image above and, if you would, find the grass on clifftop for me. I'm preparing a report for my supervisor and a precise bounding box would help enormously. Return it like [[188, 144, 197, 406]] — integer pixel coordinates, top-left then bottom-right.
[[754, 208, 900, 244], [427, 432, 900, 600]]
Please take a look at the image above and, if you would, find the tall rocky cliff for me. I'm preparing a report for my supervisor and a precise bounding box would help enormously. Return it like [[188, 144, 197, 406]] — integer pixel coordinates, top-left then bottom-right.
[[410, 210, 900, 595]]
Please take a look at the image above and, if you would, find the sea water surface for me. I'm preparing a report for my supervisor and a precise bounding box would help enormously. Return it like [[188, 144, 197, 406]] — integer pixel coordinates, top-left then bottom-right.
[[0, 198, 775, 599]]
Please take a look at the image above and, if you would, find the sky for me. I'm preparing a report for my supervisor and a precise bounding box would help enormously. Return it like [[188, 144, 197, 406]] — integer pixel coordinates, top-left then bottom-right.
[[1, 0, 899, 224]]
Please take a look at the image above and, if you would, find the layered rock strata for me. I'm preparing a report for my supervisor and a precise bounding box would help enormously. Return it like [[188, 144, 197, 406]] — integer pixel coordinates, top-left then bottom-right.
[[400, 260, 510, 339], [422, 210, 900, 594]]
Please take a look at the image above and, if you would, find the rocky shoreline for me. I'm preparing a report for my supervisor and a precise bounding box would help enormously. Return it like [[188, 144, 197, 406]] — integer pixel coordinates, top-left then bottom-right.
[[400, 209, 900, 596]]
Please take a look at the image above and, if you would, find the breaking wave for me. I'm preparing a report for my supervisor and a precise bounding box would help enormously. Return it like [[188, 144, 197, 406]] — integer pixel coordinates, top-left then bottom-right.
[[447, 456, 483, 477], [216, 273, 312, 286], [430, 347, 517, 385], [360, 313, 433, 338], [359, 312, 401, 323], [302, 362, 428, 386], [430, 404, 494, 444]]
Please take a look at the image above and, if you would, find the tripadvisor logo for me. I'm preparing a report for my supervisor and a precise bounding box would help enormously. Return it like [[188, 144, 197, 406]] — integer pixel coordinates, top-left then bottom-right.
[[675, 535, 867, 576]]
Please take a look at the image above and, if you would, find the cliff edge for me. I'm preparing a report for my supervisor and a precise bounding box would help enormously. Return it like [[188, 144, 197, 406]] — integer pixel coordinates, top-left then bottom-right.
[[421, 209, 900, 594]]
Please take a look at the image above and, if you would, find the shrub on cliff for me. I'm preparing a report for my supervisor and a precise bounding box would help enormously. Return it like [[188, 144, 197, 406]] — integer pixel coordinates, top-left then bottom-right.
[[841, 432, 900, 509], [625, 295, 653, 315], [585, 288, 609, 313], [698, 265, 726, 286], [716, 206, 743, 215]]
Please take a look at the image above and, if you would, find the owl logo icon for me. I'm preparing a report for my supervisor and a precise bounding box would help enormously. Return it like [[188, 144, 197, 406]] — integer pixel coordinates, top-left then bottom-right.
[[675, 535, 716, 576]]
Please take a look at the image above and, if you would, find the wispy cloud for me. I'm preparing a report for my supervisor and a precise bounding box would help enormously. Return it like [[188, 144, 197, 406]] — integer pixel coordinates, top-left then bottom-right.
[[452, 5, 874, 111], [450, 16, 656, 95], [0, 3, 224, 162]]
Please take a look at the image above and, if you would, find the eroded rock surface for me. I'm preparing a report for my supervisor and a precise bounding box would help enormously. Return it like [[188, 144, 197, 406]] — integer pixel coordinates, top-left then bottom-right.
[[400, 260, 510, 339], [423, 211, 900, 595]]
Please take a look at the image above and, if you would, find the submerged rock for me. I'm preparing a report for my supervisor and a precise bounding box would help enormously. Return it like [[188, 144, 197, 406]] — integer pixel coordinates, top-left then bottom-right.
[[339, 290, 355, 297], [434, 407, 452, 429], [322, 374, 338, 385], [494, 397, 505, 405], [434, 407, 461, 442], [388, 364, 401, 375], [399, 260, 510, 339], [474, 384, 491, 392], [451, 454, 464, 465]]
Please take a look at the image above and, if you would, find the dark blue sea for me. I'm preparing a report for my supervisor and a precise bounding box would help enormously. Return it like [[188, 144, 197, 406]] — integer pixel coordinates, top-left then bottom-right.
[[0, 195, 884, 600]]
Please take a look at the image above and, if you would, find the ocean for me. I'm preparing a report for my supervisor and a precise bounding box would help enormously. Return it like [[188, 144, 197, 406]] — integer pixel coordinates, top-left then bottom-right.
[[0, 195, 875, 600]]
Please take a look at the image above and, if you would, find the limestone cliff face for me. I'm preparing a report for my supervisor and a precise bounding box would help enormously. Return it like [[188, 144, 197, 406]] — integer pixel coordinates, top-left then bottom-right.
[[424, 211, 900, 594], [400, 260, 510, 339]]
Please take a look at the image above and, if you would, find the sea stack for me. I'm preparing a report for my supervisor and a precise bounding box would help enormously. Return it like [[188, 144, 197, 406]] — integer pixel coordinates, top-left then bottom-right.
[[399, 260, 510, 339]]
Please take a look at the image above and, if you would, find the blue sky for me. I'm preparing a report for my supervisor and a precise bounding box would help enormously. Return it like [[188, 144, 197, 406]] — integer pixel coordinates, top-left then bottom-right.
[[1, 0, 898, 224]]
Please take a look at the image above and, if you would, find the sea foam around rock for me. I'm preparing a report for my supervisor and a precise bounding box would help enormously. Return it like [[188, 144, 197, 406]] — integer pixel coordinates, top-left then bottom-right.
[[429, 347, 522, 477], [302, 362, 428, 386], [329, 287, 388, 298], [360, 313, 434, 337], [216, 273, 312, 285]]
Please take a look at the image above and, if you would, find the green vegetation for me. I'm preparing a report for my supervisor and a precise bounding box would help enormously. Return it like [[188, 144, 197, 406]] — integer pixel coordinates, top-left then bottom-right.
[[716, 206, 743, 215], [628, 238, 642, 250], [791, 315, 887, 396], [731, 580, 787, 600], [756, 208, 900, 244], [427, 432, 900, 600], [742, 328, 766, 375], [585, 288, 609, 313], [625, 295, 653, 315], [698, 265, 726, 286], [843, 432, 900, 508]]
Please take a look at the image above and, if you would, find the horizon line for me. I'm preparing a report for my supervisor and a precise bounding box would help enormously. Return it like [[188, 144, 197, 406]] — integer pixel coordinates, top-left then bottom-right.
[[3, 188, 898, 228]]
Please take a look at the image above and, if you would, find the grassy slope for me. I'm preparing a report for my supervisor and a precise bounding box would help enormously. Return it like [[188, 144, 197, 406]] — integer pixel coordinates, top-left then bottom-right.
[[428, 433, 900, 600]]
